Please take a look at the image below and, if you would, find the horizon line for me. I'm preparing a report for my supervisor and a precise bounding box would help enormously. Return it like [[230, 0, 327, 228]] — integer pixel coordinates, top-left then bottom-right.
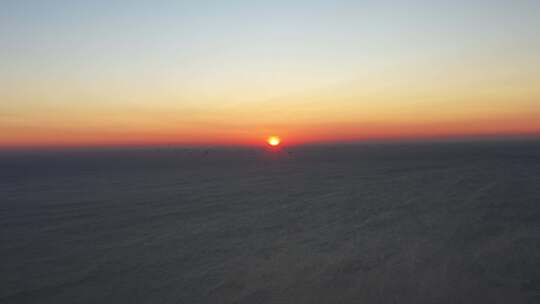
[[1, 133, 539, 153]]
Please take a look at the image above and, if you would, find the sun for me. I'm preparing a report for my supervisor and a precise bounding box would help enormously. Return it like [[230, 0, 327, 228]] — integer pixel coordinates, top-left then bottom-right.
[[267, 136, 281, 147]]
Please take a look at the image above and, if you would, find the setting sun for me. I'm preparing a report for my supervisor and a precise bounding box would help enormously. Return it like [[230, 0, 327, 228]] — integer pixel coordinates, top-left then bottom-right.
[[267, 136, 281, 147]]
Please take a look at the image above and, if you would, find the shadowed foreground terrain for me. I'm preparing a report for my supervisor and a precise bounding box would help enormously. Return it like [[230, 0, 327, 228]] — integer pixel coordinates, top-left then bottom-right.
[[1, 140, 540, 303]]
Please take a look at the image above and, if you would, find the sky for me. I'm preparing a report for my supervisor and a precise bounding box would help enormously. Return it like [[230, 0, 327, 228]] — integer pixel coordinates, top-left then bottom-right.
[[1, 0, 540, 148]]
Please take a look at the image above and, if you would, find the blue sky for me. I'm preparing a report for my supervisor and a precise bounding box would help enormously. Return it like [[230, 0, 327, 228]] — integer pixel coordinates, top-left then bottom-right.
[[1, 0, 540, 147]]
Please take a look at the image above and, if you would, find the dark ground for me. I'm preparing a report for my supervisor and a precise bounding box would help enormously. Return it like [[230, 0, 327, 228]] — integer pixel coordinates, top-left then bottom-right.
[[1, 140, 540, 303]]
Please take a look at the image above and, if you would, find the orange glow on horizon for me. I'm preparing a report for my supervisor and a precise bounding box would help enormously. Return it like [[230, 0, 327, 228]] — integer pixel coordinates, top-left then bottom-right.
[[1, 114, 540, 149]]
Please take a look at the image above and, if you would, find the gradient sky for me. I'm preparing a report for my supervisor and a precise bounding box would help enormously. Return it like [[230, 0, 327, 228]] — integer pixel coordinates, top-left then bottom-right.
[[1, 0, 540, 148]]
